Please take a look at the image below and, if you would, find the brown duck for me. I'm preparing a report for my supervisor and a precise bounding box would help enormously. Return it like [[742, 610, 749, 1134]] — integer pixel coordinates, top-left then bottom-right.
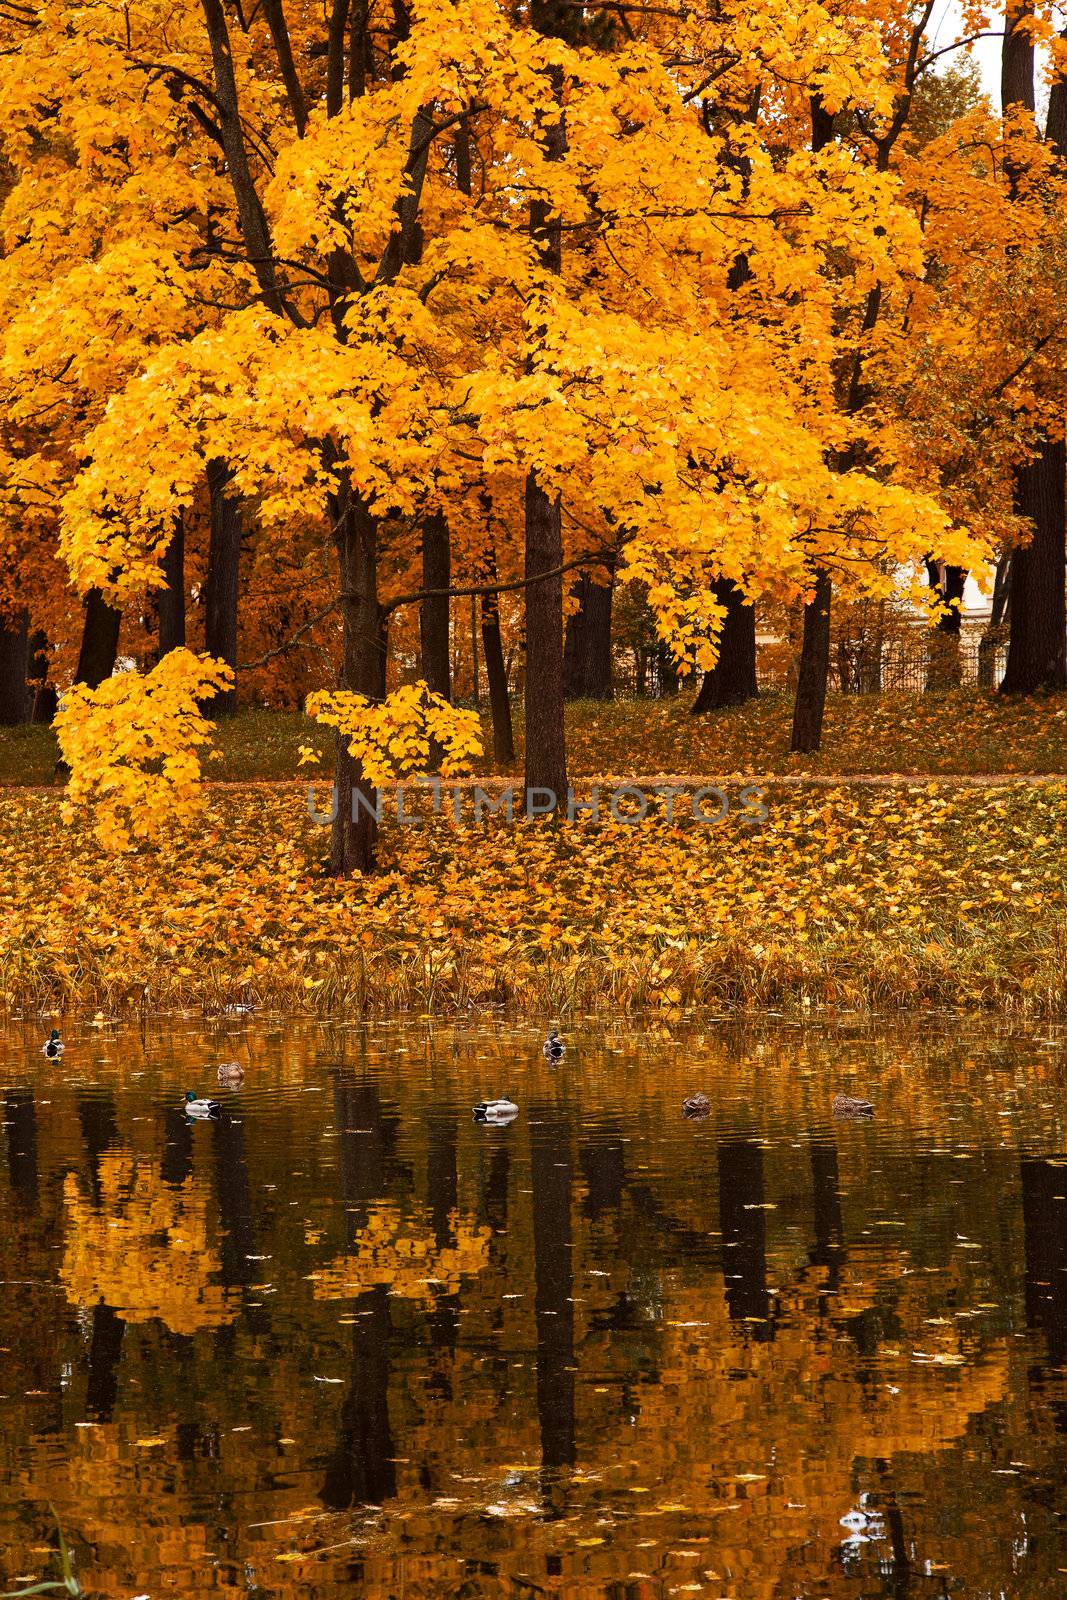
[[683, 1092, 711, 1118], [833, 1093, 874, 1119]]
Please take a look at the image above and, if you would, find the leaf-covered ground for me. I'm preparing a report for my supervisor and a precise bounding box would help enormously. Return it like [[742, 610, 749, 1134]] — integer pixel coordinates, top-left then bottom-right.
[[6, 688, 1067, 786], [2, 781, 1066, 1016]]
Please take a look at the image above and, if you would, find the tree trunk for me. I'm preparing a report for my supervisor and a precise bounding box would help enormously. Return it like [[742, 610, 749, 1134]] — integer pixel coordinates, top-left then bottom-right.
[[691, 579, 757, 713], [656, 640, 681, 695], [1000, 5, 1065, 693], [75, 588, 122, 688], [28, 631, 56, 723], [202, 460, 241, 716], [158, 514, 186, 657], [481, 581, 515, 766], [924, 560, 966, 692], [523, 27, 568, 814], [788, 96, 837, 753], [563, 568, 615, 700], [376, 608, 389, 699], [978, 554, 1011, 689], [524, 474, 568, 806], [1001, 439, 1067, 693], [331, 476, 380, 876], [0, 609, 30, 724], [419, 510, 451, 699], [790, 569, 832, 753]]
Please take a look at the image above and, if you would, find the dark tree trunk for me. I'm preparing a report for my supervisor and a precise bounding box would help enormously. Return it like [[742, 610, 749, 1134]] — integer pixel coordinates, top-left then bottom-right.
[[655, 640, 681, 695], [75, 587, 122, 688], [523, 37, 568, 813], [924, 560, 966, 691], [524, 472, 568, 807], [481, 579, 515, 766], [376, 608, 389, 699], [562, 576, 585, 699], [470, 594, 480, 704], [28, 631, 57, 723], [419, 510, 451, 699], [790, 569, 832, 753], [1002, 439, 1067, 693], [788, 96, 837, 753], [158, 515, 186, 657], [0, 609, 31, 724], [563, 568, 614, 700], [202, 460, 241, 715], [331, 475, 380, 875], [691, 579, 757, 713], [999, 6, 1065, 694], [1002, 0, 1036, 127], [978, 553, 1011, 689]]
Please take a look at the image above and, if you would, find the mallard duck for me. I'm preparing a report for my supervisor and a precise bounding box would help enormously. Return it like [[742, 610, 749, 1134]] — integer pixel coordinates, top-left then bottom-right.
[[832, 1093, 874, 1119], [682, 1092, 710, 1118], [42, 1029, 64, 1060], [184, 1091, 221, 1119], [543, 1029, 565, 1063], [473, 1095, 518, 1123], [216, 1061, 245, 1084]]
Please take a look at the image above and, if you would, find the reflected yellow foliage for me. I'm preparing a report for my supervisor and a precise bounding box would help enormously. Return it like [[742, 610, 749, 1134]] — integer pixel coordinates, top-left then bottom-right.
[[61, 1156, 238, 1335], [309, 1204, 491, 1304]]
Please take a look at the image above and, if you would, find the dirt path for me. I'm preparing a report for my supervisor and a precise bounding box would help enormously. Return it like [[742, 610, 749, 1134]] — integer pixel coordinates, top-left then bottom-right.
[[8, 772, 1067, 795]]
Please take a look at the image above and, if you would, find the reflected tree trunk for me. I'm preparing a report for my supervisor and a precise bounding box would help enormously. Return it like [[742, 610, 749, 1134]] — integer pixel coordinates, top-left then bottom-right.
[[579, 1124, 626, 1221], [320, 1073, 398, 1510], [161, 1105, 194, 1188], [427, 1112, 460, 1365], [85, 1302, 126, 1423], [4, 1089, 38, 1211], [809, 1140, 844, 1300], [77, 1092, 118, 1206], [1021, 1155, 1067, 1367], [718, 1140, 774, 1338], [212, 1113, 258, 1292], [530, 1110, 576, 1477]]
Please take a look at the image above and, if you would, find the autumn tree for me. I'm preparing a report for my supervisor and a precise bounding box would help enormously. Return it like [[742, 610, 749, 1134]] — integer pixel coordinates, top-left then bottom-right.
[[0, 0, 990, 864]]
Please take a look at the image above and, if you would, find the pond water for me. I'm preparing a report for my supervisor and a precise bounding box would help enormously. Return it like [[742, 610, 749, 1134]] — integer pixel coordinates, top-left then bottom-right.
[[3, 1015, 1067, 1597]]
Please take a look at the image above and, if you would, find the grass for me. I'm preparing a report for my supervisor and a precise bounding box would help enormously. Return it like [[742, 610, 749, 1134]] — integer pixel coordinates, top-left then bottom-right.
[[6, 688, 1067, 786], [5, 690, 1067, 1019], [3, 780, 1067, 1018]]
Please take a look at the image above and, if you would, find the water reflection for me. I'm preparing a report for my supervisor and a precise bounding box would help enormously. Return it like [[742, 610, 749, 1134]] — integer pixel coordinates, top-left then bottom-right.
[[320, 1072, 396, 1512], [1, 1019, 1067, 1595], [718, 1139, 776, 1335]]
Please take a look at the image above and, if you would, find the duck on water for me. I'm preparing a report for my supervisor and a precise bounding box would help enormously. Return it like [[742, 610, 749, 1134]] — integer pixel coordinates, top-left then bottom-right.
[[474, 1095, 519, 1124]]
